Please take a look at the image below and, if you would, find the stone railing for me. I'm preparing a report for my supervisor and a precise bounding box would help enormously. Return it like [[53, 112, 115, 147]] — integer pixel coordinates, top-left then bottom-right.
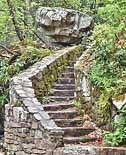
[[74, 44, 96, 118], [74, 45, 93, 103], [4, 46, 82, 154]]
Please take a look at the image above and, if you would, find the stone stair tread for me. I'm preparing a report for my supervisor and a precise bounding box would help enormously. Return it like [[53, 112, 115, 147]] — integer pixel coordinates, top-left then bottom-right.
[[53, 83, 75, 86], [43, 102, 73, 106], [62, 72, 74, 74], [47, 109, 77, 119], [54, 118, 82, 121], [43, 102, 74, 111], [66, 66, 74, 69], [65, 67, 74, 72], [58, 77, 74, 80], [51, 89, 75, 92], [54, 118, 83, 127], [64, 136, 96, 144], [62, 72, 74, 78], [53, 84, 75, 90], [50, 89, 75, 96], [57, 77, 75, 83], [49, 96, 74, 101], [62, 127, 95, 137], [62, 126, 95, 130], [48, 101, 68, 104], [47, 109, 77, 113]]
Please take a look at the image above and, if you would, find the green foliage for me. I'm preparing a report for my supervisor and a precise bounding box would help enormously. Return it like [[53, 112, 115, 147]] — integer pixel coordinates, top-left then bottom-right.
[[0, 0, 99, 46], [104, 106, 126, 146], [104, 127, 126, 146], [41, 96, 50, 104], [44, 0, 81, 10], [72, 100, 84, 114], [0, 43, 52, 106], [0, 0, 12, 44], [89, 0, 126, 123], [20, 46, 53, 64], [40, 0, 95, 12], [89, 0, 126, 147]]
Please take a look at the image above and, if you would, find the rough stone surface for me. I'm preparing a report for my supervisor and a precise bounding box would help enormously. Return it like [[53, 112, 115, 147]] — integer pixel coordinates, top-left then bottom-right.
[[74, 44, 93, 103], [54, 145, 126, 155], [112, 94, 126, 110], [63, 145, 97, 155], [74, 43, 97, 121], [36, 7, 93, 44]]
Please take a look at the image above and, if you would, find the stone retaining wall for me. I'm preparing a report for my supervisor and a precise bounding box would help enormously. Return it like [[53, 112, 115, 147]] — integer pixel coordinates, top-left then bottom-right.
[[54, 145, 126, 155], [4, 46, 82, 155]]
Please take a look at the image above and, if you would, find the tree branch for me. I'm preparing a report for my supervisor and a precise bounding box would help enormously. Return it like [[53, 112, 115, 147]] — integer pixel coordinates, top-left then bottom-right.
[[8, 53, 21, 65], [22, 19, 52, 49], [0, 44, 13, 55]]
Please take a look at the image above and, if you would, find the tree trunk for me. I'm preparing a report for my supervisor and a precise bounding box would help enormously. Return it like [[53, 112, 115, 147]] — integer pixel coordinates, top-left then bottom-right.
[[6, 0, 24, 41]]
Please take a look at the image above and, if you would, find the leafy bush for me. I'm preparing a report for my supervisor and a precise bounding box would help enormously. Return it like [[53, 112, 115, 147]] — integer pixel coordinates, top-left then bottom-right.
[[104, 127, 126, 146], [0, 43, 53, 106], [89, 0, 126, 122], [89, 0, 126, 146], [72, 100, 84, 115], [20, 46, 52, 64], [104, 106, 126, 146]]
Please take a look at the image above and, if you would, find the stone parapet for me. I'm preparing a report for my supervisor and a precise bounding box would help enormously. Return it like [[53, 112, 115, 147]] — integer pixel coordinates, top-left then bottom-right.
[[74, 43, 97, 120], [74, 44, 93, 103]]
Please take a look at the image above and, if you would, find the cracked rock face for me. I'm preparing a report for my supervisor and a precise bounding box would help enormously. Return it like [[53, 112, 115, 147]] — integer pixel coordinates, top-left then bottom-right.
[[36, 7, 93, 44]]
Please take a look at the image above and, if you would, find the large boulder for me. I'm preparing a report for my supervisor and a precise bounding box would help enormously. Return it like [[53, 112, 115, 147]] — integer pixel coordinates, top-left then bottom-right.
[[36, 7, 93, 44]]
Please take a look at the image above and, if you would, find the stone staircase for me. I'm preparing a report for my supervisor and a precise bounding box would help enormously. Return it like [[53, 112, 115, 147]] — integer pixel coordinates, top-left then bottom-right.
[[43, 60, 96, 144]]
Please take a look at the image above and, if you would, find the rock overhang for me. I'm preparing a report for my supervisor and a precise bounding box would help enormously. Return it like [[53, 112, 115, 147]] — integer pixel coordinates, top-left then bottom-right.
[[36, 7, 93, 44]]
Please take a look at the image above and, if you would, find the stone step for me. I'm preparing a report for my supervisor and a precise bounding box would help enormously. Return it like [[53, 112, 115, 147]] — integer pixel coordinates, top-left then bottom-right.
[[62, 72, 74, 78], [54, 118, 83, 127], [64, 136, 96, 144], [49, 96, 74, 102], [69, 61, 77, 67], [43, 103, 74, 111], [62, 127, 95, 137], [47, 109, 77, 119], [50, 89, 75, 96], [57, 78, 75, 84], [53, 84, 75, 90], [66, 67, 74, 72]]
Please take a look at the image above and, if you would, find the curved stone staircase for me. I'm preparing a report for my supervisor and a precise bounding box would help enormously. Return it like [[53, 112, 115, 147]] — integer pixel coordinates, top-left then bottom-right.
[[4, 46, 100, 155], [5, 46, 126, 154], [42, 60, 96, 145]]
